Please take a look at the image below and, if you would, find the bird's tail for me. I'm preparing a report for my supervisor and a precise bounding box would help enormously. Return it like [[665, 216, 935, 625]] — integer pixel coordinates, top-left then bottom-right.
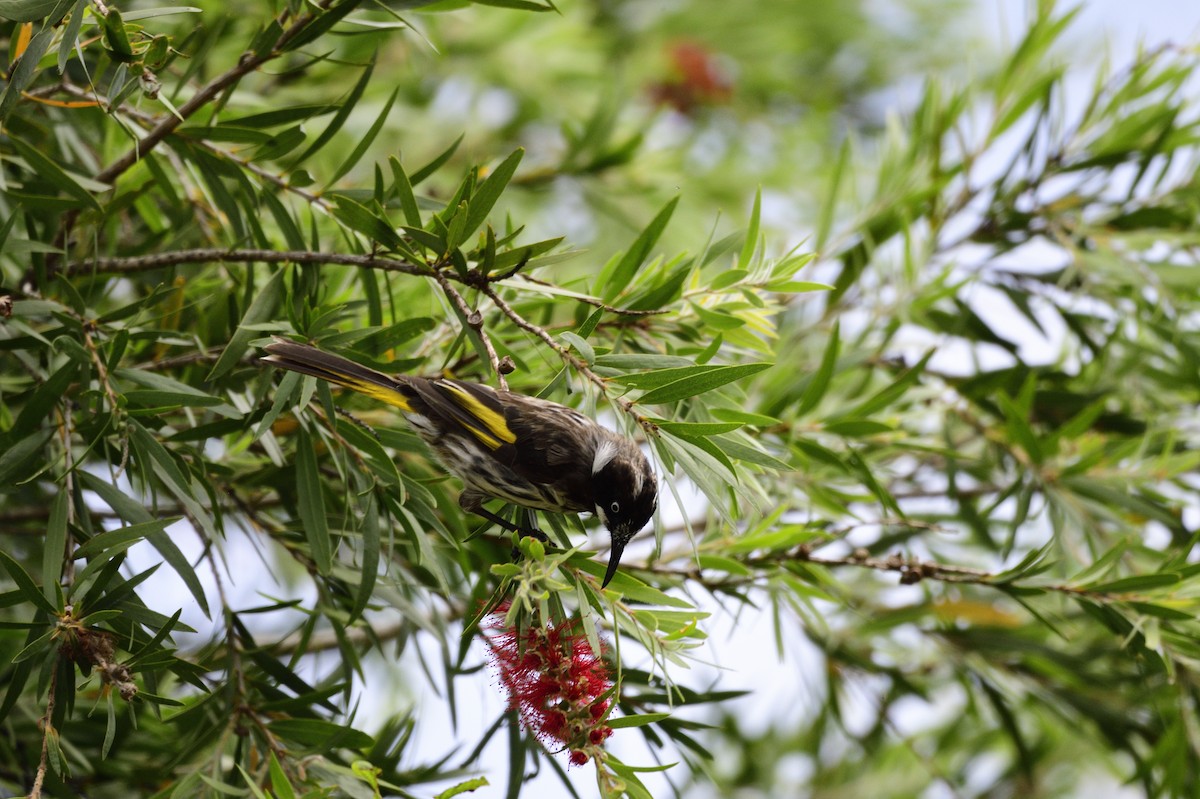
[[262, 338, 413, 412]]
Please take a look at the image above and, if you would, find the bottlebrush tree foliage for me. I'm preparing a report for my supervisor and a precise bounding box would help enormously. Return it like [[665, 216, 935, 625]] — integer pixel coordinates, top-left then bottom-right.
[[1, 1, 1199, 798]]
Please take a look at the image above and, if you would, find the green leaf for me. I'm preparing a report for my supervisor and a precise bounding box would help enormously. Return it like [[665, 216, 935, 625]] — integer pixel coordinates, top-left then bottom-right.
[[573, 560, 692, 607], [838, 349, 933, 420], [411, 133, 464, 185], [330, 194, 406, 251], [349, 496, 380, 623], [594, 353, 694, 370], [816, 138, 849, 250], [463, 149, 523, 241], [796, 321, 838, 416], [9, 137, 105, 212], [0, 429, 52, 490], [764, 280, 832, 293], [671, 431, 736, 476], [608, 712, 671, 729], [124, 390, 230, 411], [208, 268, 286, 381], [696, 554, 751, 576], [280, 0, 363, 52], [0, 550, 58, 614], [42, 491, 67, 606], [118, 7, 203, 21], [267, 718, 373, 749], [0, 27, 54, 122], [78, 473, 209, 615], [436, 777, 490, 799], [268, 752, 296, 799], [355, 317, 439, 352], [996, 391, 1043, 464], [727, 524, 816, 555], [823, 419, 894, 437], [600, 196, 679, 302], [654, 420, 743, 436], [710, 408, 780, 426], [712, 435, 791, 470], [327, 87, 399, 188], [559, 331, 594, 365], [690, 303, 745, 331], [74, 518, 178, 560], [624, 363, 772, 405], [237, 766, 271, 799], [1086, 573, 1181, 595], [57, 1, 85, 79], [1127, 601, 1195, 621], [293, 59, 375, 164], [472, 0, 554, 9], [102, 692, 117, 760], [11, 626, 57, 663], [226, 105, 334, 129], [262, 189, 306, 250], [0, 0, 74, 23], [991, 544, 1055, 584], [711, 269, 748, 291], [389, 156, 422, 227], [737, 188, 761, 270], [296, 427, 332, 575]]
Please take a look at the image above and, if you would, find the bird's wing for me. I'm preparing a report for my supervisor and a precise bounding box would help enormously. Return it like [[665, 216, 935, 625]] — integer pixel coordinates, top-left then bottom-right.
[[414, 379, 518, 451]]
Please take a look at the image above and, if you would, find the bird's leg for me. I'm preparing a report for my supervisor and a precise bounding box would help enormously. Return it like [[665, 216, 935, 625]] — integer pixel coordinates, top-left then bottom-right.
[[472, 505, 523, 534], [520, 508, 548, 544], [458, 491, 546, 541]]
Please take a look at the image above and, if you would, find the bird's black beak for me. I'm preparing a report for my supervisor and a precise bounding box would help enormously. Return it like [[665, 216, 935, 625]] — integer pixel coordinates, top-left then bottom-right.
[[601, 537, 626, 588]]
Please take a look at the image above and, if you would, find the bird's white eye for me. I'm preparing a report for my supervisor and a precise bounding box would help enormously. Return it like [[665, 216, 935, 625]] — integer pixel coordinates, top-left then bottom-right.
[[610, 501, 620, 514]]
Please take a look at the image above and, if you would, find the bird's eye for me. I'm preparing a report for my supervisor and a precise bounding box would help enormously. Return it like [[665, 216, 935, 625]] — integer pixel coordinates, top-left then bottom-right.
[[610, 501, 620, 514]]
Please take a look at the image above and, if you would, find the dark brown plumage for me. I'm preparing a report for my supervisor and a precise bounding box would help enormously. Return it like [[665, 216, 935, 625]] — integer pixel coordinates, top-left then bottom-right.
[[262, 338, 656, 586]]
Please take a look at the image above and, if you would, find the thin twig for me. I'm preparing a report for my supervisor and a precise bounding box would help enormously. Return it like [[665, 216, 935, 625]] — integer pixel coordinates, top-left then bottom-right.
[[653, 542, 1117, 600], [80, 324, 129, 476], [432, 270, 509, 390], [56, 409, 77, 584], [93, 4, 331, 187], [57, 81, 326, 209], [29, 663, 58, 799], [482, 285, 654, 432], [64, 249, 430, 278], [511, 274, 670, 317], [41, 2, 336, 284]]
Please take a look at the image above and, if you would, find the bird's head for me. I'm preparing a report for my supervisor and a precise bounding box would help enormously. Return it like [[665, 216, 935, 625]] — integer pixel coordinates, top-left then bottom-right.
[[591, 437, 657, 588]]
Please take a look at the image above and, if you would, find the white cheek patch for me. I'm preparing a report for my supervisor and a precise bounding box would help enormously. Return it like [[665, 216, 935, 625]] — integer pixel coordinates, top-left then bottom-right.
[[594, 504, 609, 527], [592, 440, 618, 475]]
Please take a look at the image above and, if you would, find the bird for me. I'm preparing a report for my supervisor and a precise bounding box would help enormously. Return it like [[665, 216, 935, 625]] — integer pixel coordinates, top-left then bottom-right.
[[261, 338, 657, 587]]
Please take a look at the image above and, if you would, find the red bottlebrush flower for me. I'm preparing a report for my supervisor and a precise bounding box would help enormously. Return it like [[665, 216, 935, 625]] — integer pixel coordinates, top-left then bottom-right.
[[485, 602, 615, 764], [648, 40, 734, 113]]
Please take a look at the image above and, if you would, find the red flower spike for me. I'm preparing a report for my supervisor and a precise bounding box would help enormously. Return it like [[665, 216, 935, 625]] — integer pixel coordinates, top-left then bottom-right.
[[485, 602, 615, 762]]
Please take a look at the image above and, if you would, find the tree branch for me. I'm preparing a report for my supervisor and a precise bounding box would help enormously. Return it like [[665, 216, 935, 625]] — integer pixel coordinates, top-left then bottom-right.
[[29, 663, 58, 799], [64, 249, 431, 278], [655, 541, 1137, 602], [432, 270, 510, 390], [482, 284, 655, 433], [92, 4, 331, 187]]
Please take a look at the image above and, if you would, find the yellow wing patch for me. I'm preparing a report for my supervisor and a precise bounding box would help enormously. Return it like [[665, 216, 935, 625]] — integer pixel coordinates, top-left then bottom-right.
[[440, 382, 516, 449], [343, 377, 413, 413]]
